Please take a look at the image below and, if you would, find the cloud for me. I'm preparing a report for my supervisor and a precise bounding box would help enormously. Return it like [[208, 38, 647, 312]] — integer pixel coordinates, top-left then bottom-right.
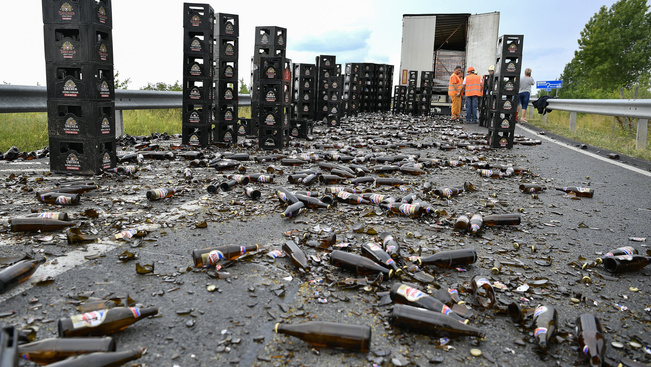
[[291, 28, 372, 53]]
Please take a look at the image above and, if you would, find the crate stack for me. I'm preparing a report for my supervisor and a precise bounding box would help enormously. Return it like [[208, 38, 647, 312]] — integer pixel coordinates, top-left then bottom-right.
[[251, 26, 287, 138], [478, 73, 493, 127], [316, 55, 337, 122], [418, 71, 434, 116], [359, 63, 376, 113], [487, 34, 523, 148], [213, 13, 239, 145], [375, 64, 393, 112], [256, 56, 292, 150], [42, 0, 116, 175], [392, 85, 407, 114], [343, 63, 362, 117], [326, 68, 343, 127], [405, 70, 418, 115], [182, 3, 216, 147], [290, 63, 316, 138]]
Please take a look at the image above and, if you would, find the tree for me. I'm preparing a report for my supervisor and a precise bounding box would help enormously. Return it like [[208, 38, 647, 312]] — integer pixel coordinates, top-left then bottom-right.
[[559, 0, 651, 98], [140, 81, 182, 91], [114, 70, 131, 90], [239, 78, 250, 94]]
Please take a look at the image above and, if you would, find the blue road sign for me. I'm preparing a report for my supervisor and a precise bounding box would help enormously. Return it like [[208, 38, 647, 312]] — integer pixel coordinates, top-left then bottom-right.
[[536, 80, 563, 91]]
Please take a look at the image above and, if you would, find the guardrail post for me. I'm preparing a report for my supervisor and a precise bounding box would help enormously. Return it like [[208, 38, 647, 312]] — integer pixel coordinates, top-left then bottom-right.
[[542, 114, 547, 124], [115, 110, 124, 138], [569, 112, 577, 132], [637, 119, 648, 150], [529, 108, 533, 120]]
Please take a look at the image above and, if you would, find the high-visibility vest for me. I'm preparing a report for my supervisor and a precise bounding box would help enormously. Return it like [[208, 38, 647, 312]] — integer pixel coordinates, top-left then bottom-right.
[[448, 74, 462, 97], [465, 74, 482, 97]]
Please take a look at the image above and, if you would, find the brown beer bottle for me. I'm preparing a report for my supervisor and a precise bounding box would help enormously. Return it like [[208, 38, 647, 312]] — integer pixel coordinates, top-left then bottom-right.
[[244, 187, 261, 200], [576, 314, 606, 367], [416, 249, 478, 268], [594, 246, 638, 265], [360, 242, 401, 273], [9, 218, 75, 232], [334, 191, 370, 205], [58, 307, 158, 337], [507, 302, 536, 324], [482, 213, 521, 226], [379, 232, 400, 259], [276, 187, 299, 205], [555, 186, 594, 198], [454, 215, 470, 232], [329, 250, 394, 278], [532, 305, 558, 353], [602, 255, 650, 273], [22, 212, 69, 221], [45, 348, 144, 367], [0, 257, 46, 293], [274, 321, 371, 352], [471, 276, 495, 309], [374, 177, 408, 187], [281, 201, 305, 218], [380, 202, 421, 217], [295, 194, 330, 209], [282, 240, 309, 270], [320, 174, 347, 185], [469, 214, 483, 235], [192, 244, 261, 267], [36, 185, 98, 196], [390, 283, 467, 324], [519, 184, 545, 193], [18, 337, 116, 365], [66, 228, 99, 244], [390, 304, 484, 337], [38, 193, 80, 205], [146, 187, 177, 201]]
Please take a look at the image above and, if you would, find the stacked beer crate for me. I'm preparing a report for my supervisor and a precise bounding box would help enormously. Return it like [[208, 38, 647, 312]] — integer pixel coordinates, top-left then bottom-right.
[[290, 63, 316, 138], [417, 71, 433, 116], [487, 35, 523, 148], [42, 0, 116, 175], [213, 13, 239, 145], [252, 26, 287, 144], [182, 3, 216, 147], [375, 64, 393, 112], [343, 63, 362, 117], [326, 65, 343, 127], [359, 63, 376, 113], [478, 72, 494, 127], [392, 85, 407, 114], [405, 71, 418, 115], [316, 55, 337, 123]]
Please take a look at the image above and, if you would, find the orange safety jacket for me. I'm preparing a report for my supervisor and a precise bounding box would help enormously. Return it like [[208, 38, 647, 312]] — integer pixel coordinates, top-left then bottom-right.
[[448, 73, 462, 97], [465, 74, 482, 97]]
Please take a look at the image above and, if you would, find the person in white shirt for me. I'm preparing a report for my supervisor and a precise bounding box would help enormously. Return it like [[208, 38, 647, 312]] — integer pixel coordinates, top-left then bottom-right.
[[518, 68, 535, 123]]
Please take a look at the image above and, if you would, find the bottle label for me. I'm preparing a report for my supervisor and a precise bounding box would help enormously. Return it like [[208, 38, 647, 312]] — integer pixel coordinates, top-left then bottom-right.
[[583, 345, 590, 356], [71, 310, 108, 329], [151, 188, 168, 199], [534, 327, 547, 337], [63, 80, 79, 97], [576, 187, 590, 193], [55, 195, 72, 204], [534, 306, 547, 317], [60, 40, 76, 59], [59, 2, 75, 21], [397, 284, 425, 302], [368, 243, 382, 252], [399, 204, 418, 216], [605, 247, 635, 257], [64, 117, 79, 134], [206, 250, 225, 265], [475, 278, 490, 287], [615, 254, 633, 261], [101, 117, 111, 134], [441, 305, 453, 316], [98, 43, 109, 61]]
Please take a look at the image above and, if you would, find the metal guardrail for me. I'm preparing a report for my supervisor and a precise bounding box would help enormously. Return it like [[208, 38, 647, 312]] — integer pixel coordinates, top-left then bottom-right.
[[540, 98, 651, 150], [0, 85, 251, 113]]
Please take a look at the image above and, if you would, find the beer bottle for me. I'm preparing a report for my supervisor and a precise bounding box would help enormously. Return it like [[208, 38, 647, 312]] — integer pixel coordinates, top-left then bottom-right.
[[66, 228, 99, 244], [519, 184, 545, 193], [276, 187, 299, 205], [36, 185, 98, 196], [329, 250, 394, 278], [280, 158, 307, 166], [37, 193, 80, 206], [219, 179, 240, 191], [379, 232, 400, 259], [471, 276, 495, 309], [117, 153, 143, 163], [58, 307, 158, 337], [206, 182, 220, 194], [390, 304, 484, 337], [374, 178, 408, 187], [247, 173, 275, 183], [416, 249, 478, 268], [146, 188, 177, 201], [301, 173, 320, 185], [223, 153, 249, 161], [373, 165, 399, 174], [9, 218, 75, 232], [0, 257, 46, 293], [45, 348, 143, 367], [360, 242, 401, 273], [433, 288, 466, 307], [244, 187, 261, 200], [555, 186, 594, 198], [469, 214, 483, 235], [141, 151, 174, 160], [380, 202, 421, 217], [350, 177, 375, 185], [282, 240, 309, 270], [389, 283, 467, 324], [320, 174, 347, 185], [334, 191, 370, 205], [295, 194, 330, 209], [325, 186, 361, 194], [507, 302, 536, 324], [331, 169, 355, 178], [479, 169, 503, 179], [18, 337, 116, 365], [209, 160, 240, 171], [531, 305, 557, 353], [274, 321, 371, 352], [116, 165, 138, 175], [575, 313, 606, 367], [192, 244, 261, 267], [433, 187, 462, 198], [227, 174, 250, 184], [361, 193, 396, 205], [454, 215, 470, 232], [482, 213, 521, 226], [603, 255, 650, 273], [21, 212, 69, 221], [594, 246, 638, 265], [281, 201, 305, 218]]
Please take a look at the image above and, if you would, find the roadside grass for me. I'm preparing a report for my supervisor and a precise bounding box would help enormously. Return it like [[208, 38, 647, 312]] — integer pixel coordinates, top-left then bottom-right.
[[526, 109, 651, 161], [1, 106, 648, 162], [0, 106, 253, 152]]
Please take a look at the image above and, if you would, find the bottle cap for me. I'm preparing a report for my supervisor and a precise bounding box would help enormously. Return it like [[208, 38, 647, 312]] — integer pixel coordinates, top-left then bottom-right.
[[491, 267, 500, 275], [274, 323, 280, 333], [594, 258, 603, 264]]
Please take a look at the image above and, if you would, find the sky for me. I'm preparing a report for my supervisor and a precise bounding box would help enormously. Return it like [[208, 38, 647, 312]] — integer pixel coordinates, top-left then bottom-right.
[[1, 0, 620, 94]]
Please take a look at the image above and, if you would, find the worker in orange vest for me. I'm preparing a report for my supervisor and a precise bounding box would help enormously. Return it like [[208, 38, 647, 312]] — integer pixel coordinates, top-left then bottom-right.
[[448, 65, 463, 121], [463, 66, 482, 124]]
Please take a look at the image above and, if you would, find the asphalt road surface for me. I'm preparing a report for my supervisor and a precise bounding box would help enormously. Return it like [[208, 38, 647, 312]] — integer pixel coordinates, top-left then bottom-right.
[[1, 114, 650, 367]]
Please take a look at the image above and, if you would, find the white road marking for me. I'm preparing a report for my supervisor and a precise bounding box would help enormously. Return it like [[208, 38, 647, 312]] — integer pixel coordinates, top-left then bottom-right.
[[517, 125, 651, 178]]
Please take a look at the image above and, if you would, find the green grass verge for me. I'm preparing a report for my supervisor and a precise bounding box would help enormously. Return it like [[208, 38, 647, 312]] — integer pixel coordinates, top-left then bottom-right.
[[525, 109, 651, 161]]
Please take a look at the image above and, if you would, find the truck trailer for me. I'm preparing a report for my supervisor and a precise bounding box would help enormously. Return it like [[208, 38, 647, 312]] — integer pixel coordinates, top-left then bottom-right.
[[399, 12, 500, 114]]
